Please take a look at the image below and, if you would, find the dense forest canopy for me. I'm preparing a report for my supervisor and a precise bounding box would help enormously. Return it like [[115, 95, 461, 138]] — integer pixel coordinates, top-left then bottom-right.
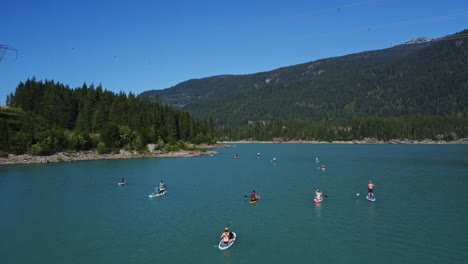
[[137, 30, 468, 142], [1, 79, 215, 156], [141, 30, 468, 126]]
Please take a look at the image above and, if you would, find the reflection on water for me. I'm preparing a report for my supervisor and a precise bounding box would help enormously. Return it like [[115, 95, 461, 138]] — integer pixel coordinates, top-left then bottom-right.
[[222, 249, 231, 264], [367, 201, 376, 221], [314, 202, 322, 217]]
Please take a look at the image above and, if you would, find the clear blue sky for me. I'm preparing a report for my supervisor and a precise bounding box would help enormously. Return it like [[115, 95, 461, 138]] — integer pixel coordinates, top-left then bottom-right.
[[1, 0, 467, 105]]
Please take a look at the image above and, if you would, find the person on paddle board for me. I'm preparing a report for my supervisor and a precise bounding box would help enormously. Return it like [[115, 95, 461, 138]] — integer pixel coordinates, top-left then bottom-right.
[[120, 177, 125, 184], [250, 190, 260, 201], [221, 227, 234, 243], [367, 180, 375, 199], [158, 180, 166, 194], [315, 189, 323, 200]]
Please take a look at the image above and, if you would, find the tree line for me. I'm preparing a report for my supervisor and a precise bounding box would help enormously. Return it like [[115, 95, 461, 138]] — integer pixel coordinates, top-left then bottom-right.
[[1, 78, 215, 156], [216, 117, 468, 142]]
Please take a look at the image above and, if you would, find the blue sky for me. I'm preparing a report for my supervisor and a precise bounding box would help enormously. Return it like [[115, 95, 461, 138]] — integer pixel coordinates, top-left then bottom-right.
[[1, 0, 467, 105]]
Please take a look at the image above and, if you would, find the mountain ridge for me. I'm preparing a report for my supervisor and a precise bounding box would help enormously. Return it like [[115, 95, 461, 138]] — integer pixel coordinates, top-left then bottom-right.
[[140, 29, 468, 126]]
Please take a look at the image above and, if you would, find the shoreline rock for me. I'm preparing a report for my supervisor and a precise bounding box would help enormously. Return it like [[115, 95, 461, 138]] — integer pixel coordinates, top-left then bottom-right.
[[2, 139, 467, 166], [0, 144, 223, 166]]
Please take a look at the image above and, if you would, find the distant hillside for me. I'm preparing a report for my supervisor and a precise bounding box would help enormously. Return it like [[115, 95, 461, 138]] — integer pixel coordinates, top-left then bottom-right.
[[141, 30, 468, 126]]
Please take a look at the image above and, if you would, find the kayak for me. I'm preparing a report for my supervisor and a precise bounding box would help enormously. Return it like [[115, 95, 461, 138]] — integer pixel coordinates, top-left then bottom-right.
[[366, 195, 376, 202], [314, 197, 323, 204], [118, 181, 126, 186], [148, 190, 167, 198], [218, 232, 236, 250]]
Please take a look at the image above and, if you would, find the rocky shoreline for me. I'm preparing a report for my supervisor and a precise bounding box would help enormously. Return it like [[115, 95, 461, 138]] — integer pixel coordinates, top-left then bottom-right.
[[1, 139, 467, 166], [220, 137, 468, 145], [0, 143, 227, 166]]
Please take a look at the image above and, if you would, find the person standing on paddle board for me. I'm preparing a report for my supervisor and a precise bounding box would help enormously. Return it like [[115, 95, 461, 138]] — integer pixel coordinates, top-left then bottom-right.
[[221, 227, 234, 243], [250, 190, 260, 201], [367, 180, 375, 199]]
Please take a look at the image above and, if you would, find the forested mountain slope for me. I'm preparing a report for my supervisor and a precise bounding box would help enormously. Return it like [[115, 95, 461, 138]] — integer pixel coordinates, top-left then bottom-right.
[[141, 30, 468, 126]]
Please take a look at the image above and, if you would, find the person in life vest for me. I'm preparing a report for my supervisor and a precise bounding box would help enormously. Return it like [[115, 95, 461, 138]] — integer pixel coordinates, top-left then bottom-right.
[[315, 189, 323, 201], [367, 180, 375, 199], [250, 190, 260, 201], [220, 227, 234, 243]]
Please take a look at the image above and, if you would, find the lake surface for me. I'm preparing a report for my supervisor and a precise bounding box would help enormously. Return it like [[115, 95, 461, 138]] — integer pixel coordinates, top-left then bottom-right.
[[1, 144, 467, 263]]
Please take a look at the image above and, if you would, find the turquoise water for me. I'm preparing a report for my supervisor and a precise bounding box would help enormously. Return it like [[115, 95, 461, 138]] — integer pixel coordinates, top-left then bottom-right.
[[1, 144, 468, 263]]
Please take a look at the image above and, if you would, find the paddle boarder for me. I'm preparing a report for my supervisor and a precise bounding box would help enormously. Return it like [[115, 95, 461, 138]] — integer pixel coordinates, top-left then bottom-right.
[[220, 227, 234, 244], [158, 180, 166, 194], [367, 180, 375, 199], [250, 190, 260, 201], [315, 189, 323, 201]]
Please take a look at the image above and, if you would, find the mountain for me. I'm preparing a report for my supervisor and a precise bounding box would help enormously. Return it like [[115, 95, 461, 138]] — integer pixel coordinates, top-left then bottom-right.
[[140, 30, 468, 126]]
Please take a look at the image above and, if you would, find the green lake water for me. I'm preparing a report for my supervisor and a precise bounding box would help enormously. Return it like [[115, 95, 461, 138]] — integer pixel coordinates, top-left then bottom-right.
[[1, 144, 467, 263]]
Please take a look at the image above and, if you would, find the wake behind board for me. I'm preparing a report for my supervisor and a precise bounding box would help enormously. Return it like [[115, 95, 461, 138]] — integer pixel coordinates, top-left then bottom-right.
[[218, 232, 236, 250]]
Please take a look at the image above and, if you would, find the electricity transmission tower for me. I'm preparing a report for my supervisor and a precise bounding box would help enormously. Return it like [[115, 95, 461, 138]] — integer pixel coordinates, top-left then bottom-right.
[[0, 45, 18, 62]]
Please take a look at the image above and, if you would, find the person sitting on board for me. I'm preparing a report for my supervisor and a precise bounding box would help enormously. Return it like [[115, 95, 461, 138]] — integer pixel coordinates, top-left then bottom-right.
[[272, 157, 277, 163], [250, 190, 260, 201], [153, 185, 160, 195], [315, 189, 323, 200], [220, 227, 234, 244], [257, 153, 261, 159], [367, 180, 375, 199], [158, 180, 166, 193], [119, 177, 125, 183]]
